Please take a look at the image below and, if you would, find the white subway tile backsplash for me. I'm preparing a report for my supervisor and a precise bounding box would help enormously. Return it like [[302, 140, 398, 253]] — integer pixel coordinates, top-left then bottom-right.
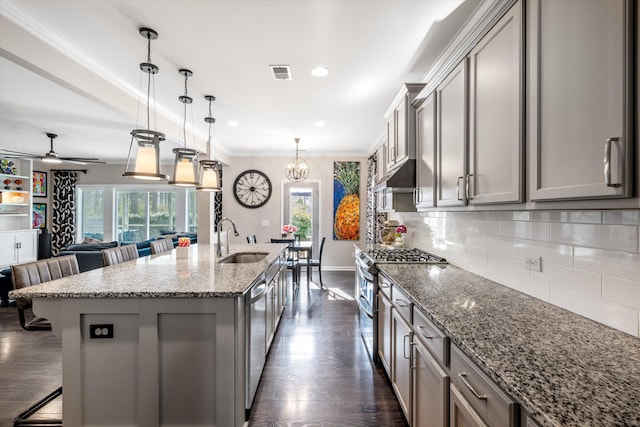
[[501, 220, 550, 241], [513, 239, 574, 266], [603, 276, 640, 310], [549, 223, 638, 252], [550, 284, 639, 336], [396, 209, 640, 337], [574, 247, 640, 283], [531, 263, 602, 297], [603, 210, 640, 225]]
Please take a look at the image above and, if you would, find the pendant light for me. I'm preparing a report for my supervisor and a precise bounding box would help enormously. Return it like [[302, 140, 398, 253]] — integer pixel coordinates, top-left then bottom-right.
[[196, 95, 222, 191], [169, 69, 199, 187], [285, 138, 309, 182], [123, 28, 169, 180]]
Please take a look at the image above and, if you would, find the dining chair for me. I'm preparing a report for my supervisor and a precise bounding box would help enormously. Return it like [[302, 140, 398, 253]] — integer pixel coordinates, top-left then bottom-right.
[[270, 238, 301, 287], [10, 255, 78, 426], [308, 237, 326, 288], [150, 238, 174, 254]]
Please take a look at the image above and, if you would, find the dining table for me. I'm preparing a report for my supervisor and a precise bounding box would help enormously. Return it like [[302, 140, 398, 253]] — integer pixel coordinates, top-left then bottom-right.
[[290, 241, 313, 284]]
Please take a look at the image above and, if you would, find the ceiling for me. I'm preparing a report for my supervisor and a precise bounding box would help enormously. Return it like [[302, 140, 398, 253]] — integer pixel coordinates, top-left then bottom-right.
[[0, 0, 479, 164]]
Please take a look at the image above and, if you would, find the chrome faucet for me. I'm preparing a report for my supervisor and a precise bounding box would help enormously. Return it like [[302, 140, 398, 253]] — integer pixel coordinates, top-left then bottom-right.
[[217, 217, 240, 257]]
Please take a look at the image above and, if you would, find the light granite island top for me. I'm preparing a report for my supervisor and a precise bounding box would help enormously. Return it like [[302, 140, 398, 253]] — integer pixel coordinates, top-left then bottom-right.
[[9, 243, 284, 299], [8, 243, 288, 427], [378, 263, 640, 427]]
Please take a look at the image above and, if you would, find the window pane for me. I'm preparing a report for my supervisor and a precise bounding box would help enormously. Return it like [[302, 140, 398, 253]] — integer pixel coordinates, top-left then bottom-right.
[[187, 188, 198, 232], [290, 188, 312, 241], [80, 188, 104, 240], [149, 191, 176, 238], [117, 191, 147, 243]]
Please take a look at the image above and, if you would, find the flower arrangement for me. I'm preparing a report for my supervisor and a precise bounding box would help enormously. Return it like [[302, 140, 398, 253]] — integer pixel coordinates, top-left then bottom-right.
[[282, 224, 298, 234], [395, 224, 407, 237]]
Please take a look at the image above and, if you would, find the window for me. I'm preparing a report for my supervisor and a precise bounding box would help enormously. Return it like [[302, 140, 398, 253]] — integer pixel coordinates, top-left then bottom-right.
[[78, 188, 104, 241], [187, 188, 198, 232], [117, 190, 176, 242]]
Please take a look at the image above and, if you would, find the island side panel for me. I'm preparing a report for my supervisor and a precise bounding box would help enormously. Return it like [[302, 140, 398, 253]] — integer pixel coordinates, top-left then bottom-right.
[[34, 297, 243, 427]]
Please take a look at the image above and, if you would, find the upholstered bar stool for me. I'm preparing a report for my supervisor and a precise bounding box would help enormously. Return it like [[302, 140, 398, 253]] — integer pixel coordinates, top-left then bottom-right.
[[102, 244, 139, 266], [150, 238, 174, 254]]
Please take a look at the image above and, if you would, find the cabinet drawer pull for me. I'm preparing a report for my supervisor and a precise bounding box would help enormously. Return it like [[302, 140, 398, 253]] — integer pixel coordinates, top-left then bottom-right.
[[379, 282, 390, 289], [416, 324, 434, 339], [604, 137, 622, 188], [395, 298, 410, 308], [458, 372, 488, 400]]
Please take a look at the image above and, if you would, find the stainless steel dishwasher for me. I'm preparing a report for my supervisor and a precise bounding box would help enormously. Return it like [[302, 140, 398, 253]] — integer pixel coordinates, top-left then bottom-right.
[[245, 277, 268, 409]]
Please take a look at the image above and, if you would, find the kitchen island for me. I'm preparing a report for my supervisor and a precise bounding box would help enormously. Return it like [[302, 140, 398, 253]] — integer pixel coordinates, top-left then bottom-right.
[[9, 243, 287, 427], [378, 263, 640, 427]]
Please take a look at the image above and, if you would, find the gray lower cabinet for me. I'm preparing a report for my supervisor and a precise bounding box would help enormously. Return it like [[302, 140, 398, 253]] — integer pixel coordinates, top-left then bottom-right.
[[450, 344, 518, 427], [392, 307, 413, 423], [527, 0, 633, 201], [412, 337, 449, 427], [377, 289, 392, 376]]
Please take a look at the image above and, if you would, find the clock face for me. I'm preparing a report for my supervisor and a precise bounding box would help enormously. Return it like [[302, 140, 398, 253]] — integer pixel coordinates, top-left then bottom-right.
[[233, 169, 272, 208]]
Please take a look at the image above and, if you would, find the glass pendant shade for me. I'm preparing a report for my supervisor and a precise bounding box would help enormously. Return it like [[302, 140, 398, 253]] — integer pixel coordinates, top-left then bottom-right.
[[124, 129, 168, 180], [168, 148, 199, 186], [124, 28, 169, 181], [197, 160, 222, 191], [285, 138, 309, 183]]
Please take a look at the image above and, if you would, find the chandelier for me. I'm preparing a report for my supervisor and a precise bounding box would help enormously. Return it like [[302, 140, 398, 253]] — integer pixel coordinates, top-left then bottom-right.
[[169, 68, 199, 187], [123, 28, 168, 180], [285, 138, 309, 183], [196, 95, 222, 191]]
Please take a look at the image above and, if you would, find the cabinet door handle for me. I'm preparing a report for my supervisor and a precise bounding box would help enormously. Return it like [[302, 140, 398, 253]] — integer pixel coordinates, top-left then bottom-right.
[[604, 137, 622, 187], [416, 324, 434, 339], [465, 173, 473, 200], [375, 294, 379, 312], [456, 176, 464, 201], [458, 372, 488, 400], [403, 334, 410, 359], [395, 298, 410, 308]]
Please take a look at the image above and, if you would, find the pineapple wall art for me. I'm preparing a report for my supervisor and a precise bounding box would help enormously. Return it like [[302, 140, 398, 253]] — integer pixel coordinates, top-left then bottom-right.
[[333, 161, 360, 240]]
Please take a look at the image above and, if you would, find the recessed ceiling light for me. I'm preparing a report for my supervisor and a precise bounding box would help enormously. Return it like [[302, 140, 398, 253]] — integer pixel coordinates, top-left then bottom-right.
[[314, 121, 326, 127], [311, 67, 329, 77], [227, 121, 238, 127]]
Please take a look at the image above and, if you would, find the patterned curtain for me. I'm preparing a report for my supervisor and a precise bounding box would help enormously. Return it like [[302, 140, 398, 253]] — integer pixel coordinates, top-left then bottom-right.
[[366, 155, 386, 244], [51, 170, 79, 256]]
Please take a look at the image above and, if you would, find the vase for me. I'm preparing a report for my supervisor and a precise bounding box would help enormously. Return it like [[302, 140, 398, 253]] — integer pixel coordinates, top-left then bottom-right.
[[394, 235, 405, 248]]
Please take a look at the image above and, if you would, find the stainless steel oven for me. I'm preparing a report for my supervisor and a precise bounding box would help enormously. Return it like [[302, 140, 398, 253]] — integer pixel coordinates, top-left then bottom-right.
[[355, 246, 446, 366]]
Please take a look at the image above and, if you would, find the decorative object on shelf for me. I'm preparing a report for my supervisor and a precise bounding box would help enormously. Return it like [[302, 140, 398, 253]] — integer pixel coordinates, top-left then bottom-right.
[[282, 224, 298, 238], [33, 171, 47, 197], [0, 133, 105, 164], [169, 69, 199, 187], [2, 178, 10, 189], [233, 169, 272, 208], [123, 27, 168, 181], [285, 138, 309, 183], [0, 159, 17, 175], [14, 179, 23, 190], [394, 224, 407, 247], [333, 161, 360, 241], [197, 95, 222, 192], [33, 203, 47, 229], [11, 195, 25, 204]]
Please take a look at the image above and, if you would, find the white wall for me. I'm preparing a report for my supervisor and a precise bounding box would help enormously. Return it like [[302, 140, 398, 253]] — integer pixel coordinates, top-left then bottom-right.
[[389, 210, 640, 338], [224, 156, 367, 270]]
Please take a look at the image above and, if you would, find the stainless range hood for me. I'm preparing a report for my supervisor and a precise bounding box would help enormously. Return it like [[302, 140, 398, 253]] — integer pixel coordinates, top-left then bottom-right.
[[373, 159, 416, 192]]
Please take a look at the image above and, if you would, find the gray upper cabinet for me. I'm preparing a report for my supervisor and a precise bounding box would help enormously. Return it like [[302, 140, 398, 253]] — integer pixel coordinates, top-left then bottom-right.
[[528, 0, 633, 201], [468, 0, 523, 205], [385, 83, 426, 172], [436, 60, 467, 207], [415, 92, 437, 210]]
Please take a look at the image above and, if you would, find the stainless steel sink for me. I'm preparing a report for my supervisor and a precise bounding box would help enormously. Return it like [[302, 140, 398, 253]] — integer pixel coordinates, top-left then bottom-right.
[[218, 252, 269, 264]]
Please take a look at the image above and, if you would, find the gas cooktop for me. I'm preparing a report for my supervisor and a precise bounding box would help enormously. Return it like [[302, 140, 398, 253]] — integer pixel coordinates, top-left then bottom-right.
[[363, 247, 447, 264]]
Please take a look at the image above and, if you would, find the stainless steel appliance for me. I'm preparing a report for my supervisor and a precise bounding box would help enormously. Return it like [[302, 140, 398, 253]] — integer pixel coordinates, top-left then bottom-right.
[[245, 277, 268, 409], [355, 246, 447, 364]]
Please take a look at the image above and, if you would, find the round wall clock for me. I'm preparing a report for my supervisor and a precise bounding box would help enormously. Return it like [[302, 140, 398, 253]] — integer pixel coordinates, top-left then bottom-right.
[[233, 169, 272, 208]]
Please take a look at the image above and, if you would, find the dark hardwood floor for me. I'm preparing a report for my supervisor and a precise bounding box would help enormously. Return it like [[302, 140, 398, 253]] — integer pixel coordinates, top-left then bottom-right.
[[0, 271, 407, 426]]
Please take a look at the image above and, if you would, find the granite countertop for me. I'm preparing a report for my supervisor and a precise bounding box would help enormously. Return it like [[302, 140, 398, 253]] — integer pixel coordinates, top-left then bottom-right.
[[8, 243, 285, 299], [378, 263, 640, 427]]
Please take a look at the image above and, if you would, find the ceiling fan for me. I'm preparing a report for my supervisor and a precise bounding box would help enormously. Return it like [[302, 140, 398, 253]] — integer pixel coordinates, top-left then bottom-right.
[[0, 133, 106, 165]]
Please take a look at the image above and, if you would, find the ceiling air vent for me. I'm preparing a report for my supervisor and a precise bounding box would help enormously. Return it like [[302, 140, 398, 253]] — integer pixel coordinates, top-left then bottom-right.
[[270, 65, 291, 81]]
